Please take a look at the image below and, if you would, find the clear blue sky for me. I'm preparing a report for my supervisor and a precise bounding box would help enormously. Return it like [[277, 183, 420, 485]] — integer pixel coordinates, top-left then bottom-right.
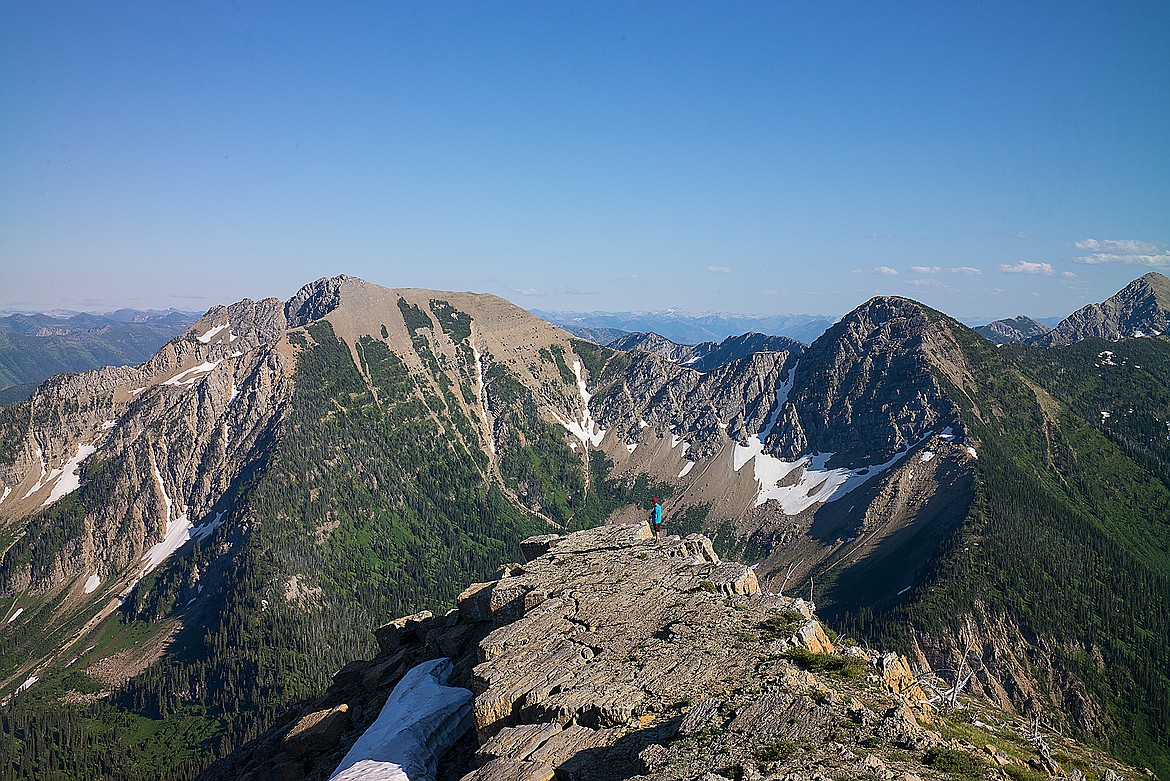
[[2, 2, 1168, 321]]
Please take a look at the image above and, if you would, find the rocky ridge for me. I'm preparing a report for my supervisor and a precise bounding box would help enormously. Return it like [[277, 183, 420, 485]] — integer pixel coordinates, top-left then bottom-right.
[[202, 523, 1141, 781], [1036, 272, 1170, 347], [974, 316, 1052, 345]]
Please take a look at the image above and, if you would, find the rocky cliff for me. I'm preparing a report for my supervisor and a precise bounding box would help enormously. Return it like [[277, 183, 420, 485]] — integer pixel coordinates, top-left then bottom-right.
[[201, 523, 1142, 781]]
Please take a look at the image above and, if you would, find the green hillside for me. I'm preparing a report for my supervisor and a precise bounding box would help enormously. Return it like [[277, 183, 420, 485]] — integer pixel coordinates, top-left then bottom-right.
[[837, 317, 1170, 777]]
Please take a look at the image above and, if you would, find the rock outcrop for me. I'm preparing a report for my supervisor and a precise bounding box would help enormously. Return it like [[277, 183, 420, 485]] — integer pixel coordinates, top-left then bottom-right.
[[200, 522, 1136, 781]]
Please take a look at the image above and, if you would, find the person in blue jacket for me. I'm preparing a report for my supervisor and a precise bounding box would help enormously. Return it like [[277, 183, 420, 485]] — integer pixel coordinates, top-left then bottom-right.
[[651, 497, 663, 541]]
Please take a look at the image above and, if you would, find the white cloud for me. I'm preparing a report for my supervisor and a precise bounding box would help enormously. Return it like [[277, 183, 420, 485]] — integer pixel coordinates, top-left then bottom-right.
[[875, 266, 899, 275], [949, 266, 983, 275], [999, 261, 1053, 275], [1074, 238, 1170, 267], [908, 279, 958, 292], [506, 285, 544, 296], [910, 266, 941, 274], [1061, 271, 1078, 278], [1074, 238, 1160, 253], [707, 265, 731, 273]]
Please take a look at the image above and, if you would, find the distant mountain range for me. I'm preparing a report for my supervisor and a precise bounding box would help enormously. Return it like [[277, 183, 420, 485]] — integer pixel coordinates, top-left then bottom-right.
[[973, 315, 1052, 345], [0, 309, 199, 402], [532, 308, 837, 345]]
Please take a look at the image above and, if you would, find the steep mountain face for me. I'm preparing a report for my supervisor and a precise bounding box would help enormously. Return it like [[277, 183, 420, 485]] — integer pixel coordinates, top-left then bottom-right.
[[587, 293, 1170, 775], [974, 315, 1052, 345], [1036, 271, 1170, 346], [0, 309, 199, 400], [770, 297, 961, 468], [202, 523, 1141, 781]]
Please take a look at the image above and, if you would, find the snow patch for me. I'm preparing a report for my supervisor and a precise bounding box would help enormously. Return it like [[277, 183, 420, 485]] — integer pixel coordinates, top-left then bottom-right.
[[329, 658, 473, 781], [554, 361, 607, 448], [140, 513, 194, 576], [42, 443, 97, 507], [638, 419, 649, 429], [938, 427, 955, 440], [919, 450, 935, 463], [163, 361, 221, 387], [128, 386, 147, 396], [1098, 351, 1116, 366], [84, 573, 101, 594], [23, 448, 50, 499], [750, 447, 919, 514], [732, 368, 796, 472], [15, 676, 37, 694], [1101, 411, 1111, 421], [153, 461, 172, 523], [7, 608, 23, 624], [0, 485, 9, 506], [191, 512, 224, 543], [965, 446, 978, 459], [472, 343, 495, 455], [678, 461, 695, 478], [626, 442, 638, 454], [100, 419, 117, 430], [196, 323, 230, 343], [732, 369, 935, 513]]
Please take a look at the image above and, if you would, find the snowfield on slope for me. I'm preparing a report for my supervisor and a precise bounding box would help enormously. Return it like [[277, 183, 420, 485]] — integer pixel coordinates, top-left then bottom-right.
[[732, 365, 936, 513]]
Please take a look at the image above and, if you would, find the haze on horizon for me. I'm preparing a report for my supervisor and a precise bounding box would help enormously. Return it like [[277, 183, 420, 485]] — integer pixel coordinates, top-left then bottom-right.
[[1, 2, 1167, 322]]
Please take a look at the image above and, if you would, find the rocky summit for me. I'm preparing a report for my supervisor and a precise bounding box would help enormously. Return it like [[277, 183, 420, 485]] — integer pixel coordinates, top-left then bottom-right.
[[1035, 271, 1170, 346], [202, 523, 1140, 781]]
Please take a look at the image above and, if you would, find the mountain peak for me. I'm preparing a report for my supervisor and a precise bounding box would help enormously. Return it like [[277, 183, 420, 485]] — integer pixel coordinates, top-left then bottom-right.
[[1037, 272, 1170, 346], [284, 274, 358, 328], [974, 314, 1052, 345]]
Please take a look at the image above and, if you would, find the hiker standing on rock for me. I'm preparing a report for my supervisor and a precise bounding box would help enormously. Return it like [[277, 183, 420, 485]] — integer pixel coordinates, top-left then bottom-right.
[[650, 497, 663, 541]]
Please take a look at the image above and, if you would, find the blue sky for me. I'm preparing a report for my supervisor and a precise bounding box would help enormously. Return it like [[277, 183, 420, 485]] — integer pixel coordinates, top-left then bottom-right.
[[1, 2, 1167, 321]]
